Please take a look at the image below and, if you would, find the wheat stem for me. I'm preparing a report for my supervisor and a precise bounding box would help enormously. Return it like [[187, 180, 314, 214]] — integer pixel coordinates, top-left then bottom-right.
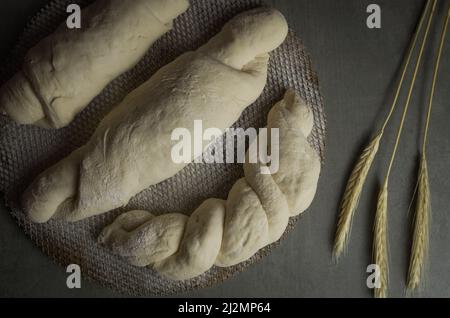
[[333, 0, 433, 260], [380, 0, 433, 135], [422, 5, 450, 154], [407, 4, 450, 293], [385, 0, 436, 181]]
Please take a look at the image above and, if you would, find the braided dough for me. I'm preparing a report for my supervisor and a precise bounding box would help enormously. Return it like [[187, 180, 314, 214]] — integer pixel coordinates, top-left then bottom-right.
[[99, 90, 321, 280], [0, 0, 189, 128], [23, 8, 289, 223]]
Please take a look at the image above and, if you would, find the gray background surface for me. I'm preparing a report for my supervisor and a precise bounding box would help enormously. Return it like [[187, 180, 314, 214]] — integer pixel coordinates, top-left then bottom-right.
[[0, 0, 449, 298]]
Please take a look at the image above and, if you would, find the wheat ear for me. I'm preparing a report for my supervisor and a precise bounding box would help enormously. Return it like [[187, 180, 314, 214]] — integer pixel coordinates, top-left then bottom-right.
[[373, 182, 389, 298], [333, 0, 433, 260], [407, 155, 430, 292], [334, 134, 381, 259], [407, 5, 449, 292]]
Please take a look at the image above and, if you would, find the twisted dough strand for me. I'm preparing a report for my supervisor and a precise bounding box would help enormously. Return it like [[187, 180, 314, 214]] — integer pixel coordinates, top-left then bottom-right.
[[99, 90, 321, 280]]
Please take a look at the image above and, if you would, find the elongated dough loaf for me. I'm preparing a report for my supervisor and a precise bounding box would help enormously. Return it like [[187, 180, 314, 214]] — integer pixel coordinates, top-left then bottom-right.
[[23, 8, 289, 223], [99, 90, 321, 280], [0, 0, 189, 128]]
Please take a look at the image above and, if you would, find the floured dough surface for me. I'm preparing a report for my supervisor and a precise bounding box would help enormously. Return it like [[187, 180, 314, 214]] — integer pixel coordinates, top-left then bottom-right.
[[100, 89, 321, 280], [155, 199, 226, 280], [22, 8, 289, 224], [0, 0, 189, 128], [268, 91, 321, 214], [216, 179, 270, 267]]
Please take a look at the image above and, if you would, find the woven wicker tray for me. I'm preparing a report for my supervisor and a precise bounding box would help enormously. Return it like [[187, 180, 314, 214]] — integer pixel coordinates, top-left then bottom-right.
[[0, 0, 326, 296]]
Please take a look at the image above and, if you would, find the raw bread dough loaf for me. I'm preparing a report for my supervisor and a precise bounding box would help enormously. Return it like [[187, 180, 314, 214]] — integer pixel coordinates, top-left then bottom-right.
[[0, 0, 189, 128], [23, 8, 289, 223], [99, 90, 321, 280]]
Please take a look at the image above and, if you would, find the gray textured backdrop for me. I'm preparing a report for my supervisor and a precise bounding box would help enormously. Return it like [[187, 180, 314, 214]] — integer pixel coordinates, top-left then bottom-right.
[[1, 0, 449, 297]]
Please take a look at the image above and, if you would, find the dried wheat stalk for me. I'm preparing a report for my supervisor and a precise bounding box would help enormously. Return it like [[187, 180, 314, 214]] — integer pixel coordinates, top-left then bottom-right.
[[372, 0, 437, 298], [333, 0, 433, 260], [407, 5, 449, 292]]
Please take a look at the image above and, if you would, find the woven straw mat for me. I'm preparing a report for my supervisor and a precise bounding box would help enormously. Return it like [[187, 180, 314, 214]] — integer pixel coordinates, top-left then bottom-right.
[[0, 0, 327, 296]]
